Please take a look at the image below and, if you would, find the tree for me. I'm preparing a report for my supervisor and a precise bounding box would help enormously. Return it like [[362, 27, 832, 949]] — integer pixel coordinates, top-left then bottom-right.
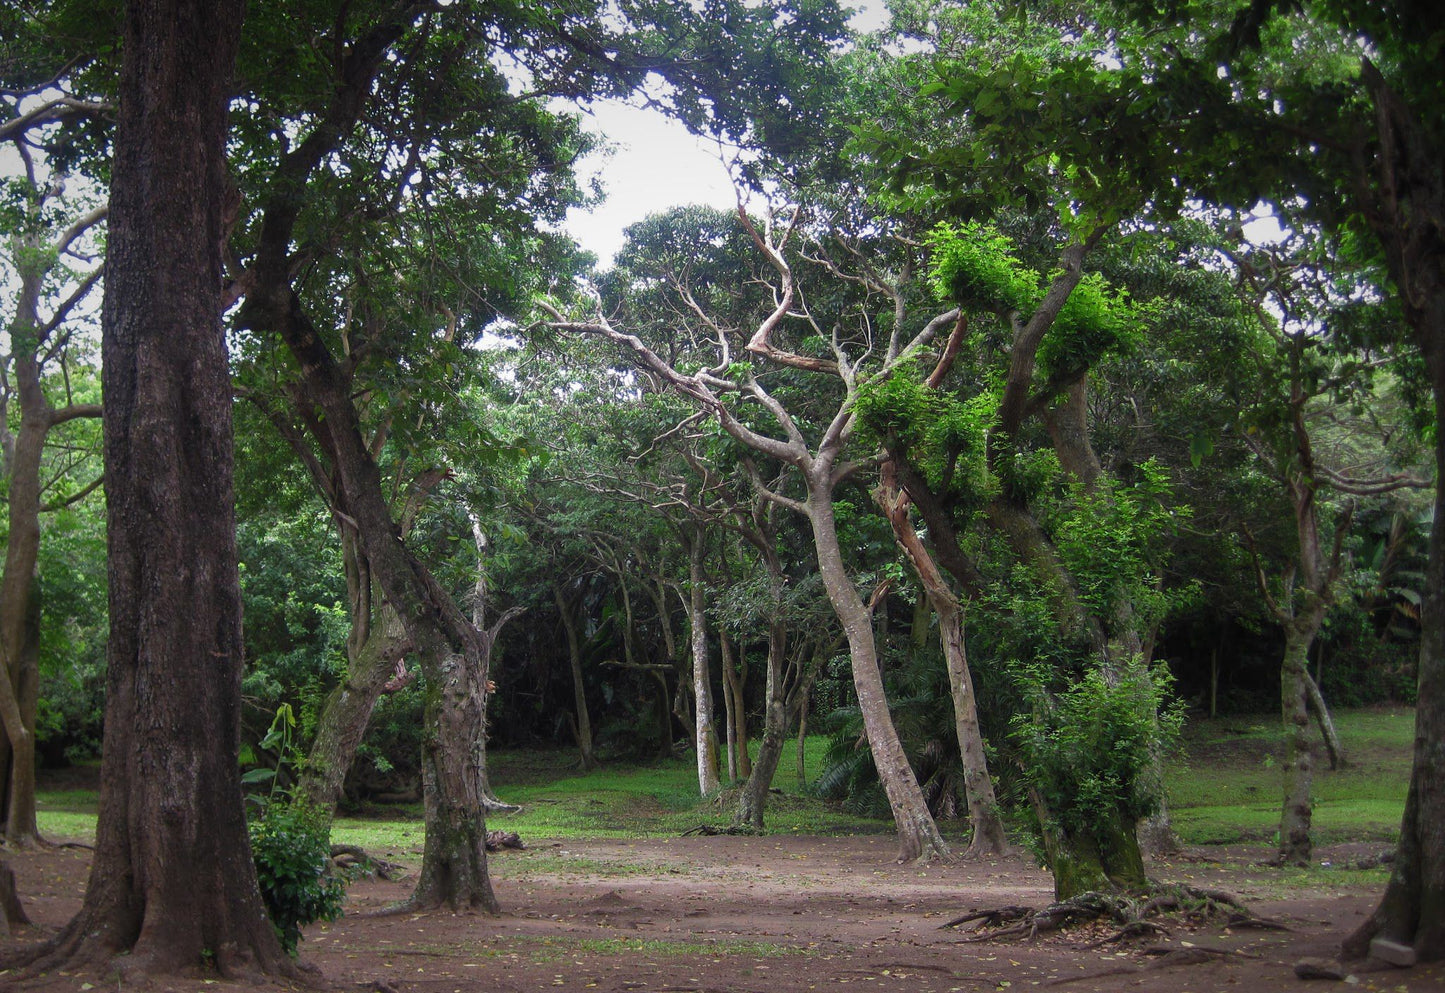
[[1219, 234, 1427, 866], [1009, 0, 1445, 955], [0, 20, 108, 849], [0, 178, 104, 848], [547, 202, 956, 862], [3, 0, 293, 975]]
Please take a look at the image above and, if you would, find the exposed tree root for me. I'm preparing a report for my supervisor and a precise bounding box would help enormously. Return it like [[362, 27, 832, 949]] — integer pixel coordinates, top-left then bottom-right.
[[1081, 919, 1170, 948], [486, 830, 526, 851], [682, 823, 761, 837], [941, 883, 1274, 944], [940, 905, 1033, 930], [330, 844, 407, 881]]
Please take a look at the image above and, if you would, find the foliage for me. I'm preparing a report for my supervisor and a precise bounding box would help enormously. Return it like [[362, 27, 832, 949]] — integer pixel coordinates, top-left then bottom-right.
[[925, 221, 1035, 313], [1047, 460, 1198, 634], [248, 797, 346, 955], [243, 705, 347, 954], [1012, 658, 1183, 836]]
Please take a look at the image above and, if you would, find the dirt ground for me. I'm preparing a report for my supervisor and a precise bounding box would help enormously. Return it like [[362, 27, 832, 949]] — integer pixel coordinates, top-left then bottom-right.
[[2, 834, 1440, 993]]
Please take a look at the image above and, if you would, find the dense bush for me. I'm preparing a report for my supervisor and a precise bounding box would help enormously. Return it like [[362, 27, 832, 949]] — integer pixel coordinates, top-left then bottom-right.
[[248, 798, 346, 955]]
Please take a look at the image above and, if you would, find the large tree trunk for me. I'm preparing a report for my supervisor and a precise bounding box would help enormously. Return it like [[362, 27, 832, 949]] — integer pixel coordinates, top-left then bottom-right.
[[1033, 790, 1147, 901], [3, 0, 292, 975], [1346, 273, 1445, 959], [807, 479, 949, 862]]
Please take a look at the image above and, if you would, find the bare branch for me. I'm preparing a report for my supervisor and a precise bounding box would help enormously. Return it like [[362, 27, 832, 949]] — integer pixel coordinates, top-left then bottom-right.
[[0, 96, 113, 143], [40, 473, 102, 512]]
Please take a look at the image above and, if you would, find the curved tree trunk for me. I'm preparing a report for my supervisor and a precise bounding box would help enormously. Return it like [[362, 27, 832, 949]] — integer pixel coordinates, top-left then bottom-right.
[[808, 480, 949, 863], [1304, 670, 1347, 770], [5, 0, 294, 974], [877, 467, 1007, 857], [298, 602, 410, 814], [262, 307, 498, 916]]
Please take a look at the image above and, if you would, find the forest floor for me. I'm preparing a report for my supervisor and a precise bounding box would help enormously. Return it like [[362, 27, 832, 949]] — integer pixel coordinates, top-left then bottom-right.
[[2, 832, 1437, 993]]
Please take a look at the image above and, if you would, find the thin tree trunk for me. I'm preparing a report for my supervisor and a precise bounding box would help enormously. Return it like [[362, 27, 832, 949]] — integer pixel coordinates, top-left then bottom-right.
[[470, 518, 523, 811], [876, 467, 1005, 856], [553, 584, 598, 771], [683, 535, 720, 795], [796, 693, 808, 787], [735, 621, 827, 830], [721, 632, 751, 781], [735, 621, 786, 830], [1304, 670, 1347, 770], [720, 632, 739, 782]]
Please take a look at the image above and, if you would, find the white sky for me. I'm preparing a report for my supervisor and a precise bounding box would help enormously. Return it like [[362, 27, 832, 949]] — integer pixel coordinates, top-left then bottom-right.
[[561, 2, 888, 267], [560, 101, 740, 268]]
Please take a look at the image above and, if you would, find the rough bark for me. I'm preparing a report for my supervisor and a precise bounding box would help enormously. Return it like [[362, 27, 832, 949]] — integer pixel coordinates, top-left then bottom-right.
[[1340, 55, 1445, 963], [298, 600, 410, 814], [2, 0, 292, 975]]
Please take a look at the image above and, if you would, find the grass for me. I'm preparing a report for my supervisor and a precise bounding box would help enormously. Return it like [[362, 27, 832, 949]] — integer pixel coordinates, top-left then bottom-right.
[[1166, 706, 1414, 845], [35, 709, 1414, 852]]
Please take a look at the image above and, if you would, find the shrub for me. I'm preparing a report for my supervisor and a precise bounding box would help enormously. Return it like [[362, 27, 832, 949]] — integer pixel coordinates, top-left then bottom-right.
[[248, 798, 346, 955]]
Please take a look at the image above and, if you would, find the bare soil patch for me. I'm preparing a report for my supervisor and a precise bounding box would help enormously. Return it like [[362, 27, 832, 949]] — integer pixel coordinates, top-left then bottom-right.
[[2, 835, 1439, 992]]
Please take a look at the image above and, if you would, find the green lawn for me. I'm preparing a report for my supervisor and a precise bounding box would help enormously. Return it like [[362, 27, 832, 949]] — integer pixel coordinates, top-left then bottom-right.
[[35, 708, 1414, 850], [1166, 706, 1413, 845]]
